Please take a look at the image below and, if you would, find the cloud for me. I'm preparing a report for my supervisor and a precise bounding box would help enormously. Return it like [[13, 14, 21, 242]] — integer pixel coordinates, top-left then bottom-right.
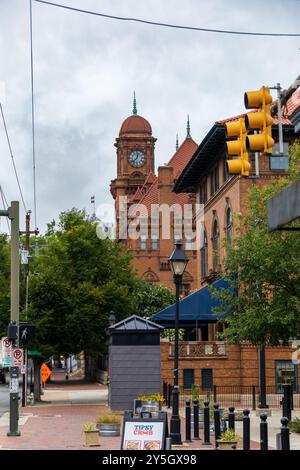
[[0, 0, 299, 232]]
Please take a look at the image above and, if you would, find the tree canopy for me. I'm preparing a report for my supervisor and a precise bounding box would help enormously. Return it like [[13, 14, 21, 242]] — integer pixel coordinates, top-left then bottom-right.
[[213, 143, 300, 346]]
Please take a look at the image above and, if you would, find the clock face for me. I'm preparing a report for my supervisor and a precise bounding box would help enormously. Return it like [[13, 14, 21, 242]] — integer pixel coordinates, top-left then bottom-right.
[[128, 150, 145, 168]]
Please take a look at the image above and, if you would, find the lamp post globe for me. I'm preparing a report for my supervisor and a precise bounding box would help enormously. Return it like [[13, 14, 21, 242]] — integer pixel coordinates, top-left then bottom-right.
[[169, 241, 189, 445], [108, 310, 116, 327]]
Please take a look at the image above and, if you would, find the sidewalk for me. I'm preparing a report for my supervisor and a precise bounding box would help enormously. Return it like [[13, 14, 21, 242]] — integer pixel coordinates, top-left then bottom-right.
[[0, 371, 298, 450]]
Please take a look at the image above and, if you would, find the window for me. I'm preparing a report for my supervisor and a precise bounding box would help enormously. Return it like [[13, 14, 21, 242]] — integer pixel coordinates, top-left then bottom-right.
[[200, 180, 207, 204], [201, 368, 213, 390], [210, 166, 219, 196], [185, 237, 192, 251], [275, 360, 298, 393], [140, 235, 147, 250], [201, 229, 208, 278], [212, 220, 220, 270], [226, 208, 233, 242], [151, 235, 158, 250], [183, 369, 195, 389]]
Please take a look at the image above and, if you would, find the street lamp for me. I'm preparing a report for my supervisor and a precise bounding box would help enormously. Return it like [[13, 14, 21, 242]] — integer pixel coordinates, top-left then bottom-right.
[[169, 241, 189, 445], [108, 310, 116, 327]]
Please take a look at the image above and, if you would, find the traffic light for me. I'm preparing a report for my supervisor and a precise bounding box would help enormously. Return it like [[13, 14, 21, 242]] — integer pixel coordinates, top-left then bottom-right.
[[225, 117, 251, 176], [244, 86, 274, 154]]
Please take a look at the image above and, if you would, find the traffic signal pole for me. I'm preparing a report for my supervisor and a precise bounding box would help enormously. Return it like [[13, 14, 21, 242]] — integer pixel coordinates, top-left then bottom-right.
[[8, 201, 21, 436]]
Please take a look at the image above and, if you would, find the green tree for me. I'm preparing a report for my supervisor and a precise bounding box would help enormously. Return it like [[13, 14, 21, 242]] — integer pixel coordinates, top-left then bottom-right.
[[213, 143, 300, 346], [27, 209, 136, 399], [132, 281, 175, 318]]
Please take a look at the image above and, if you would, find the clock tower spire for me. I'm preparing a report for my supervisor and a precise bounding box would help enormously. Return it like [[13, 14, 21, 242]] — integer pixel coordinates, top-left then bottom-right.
[[110, 96, 156, 231]]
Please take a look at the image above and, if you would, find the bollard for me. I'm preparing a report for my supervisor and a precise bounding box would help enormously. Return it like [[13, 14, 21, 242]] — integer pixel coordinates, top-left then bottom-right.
[[228, 406, 235, 432], [185, 400, 192, 442], [260, 413, 268, 451], [167, 384, 172, 408], [214, 403, 221, 449], [203, 400, 211, 445], [252, 385, 256, 410], [280, 417, 290, 450], [165, 437, 172, 450], [193, 399, 200, 440], [163, 382, 167, 402], [243, 409, 250, 450], [282, 384, 292, 422]]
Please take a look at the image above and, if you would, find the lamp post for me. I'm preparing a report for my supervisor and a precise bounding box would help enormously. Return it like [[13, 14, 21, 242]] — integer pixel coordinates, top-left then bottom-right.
[[169, 241, 189, 445], [107, 310, 116, 408]]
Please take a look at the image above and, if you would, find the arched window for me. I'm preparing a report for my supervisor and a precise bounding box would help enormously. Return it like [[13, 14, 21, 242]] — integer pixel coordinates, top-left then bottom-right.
[[226, 208, 233, 242], [201, 229, 208, 278], [212, 220, 220, 270]]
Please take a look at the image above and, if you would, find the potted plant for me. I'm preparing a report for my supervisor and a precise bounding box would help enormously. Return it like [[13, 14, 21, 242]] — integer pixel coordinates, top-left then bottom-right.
[[96, 413, 121, 437], [137, 393, 165, 416], [216, 428, 239, 450], [82, 421, 100, 447]]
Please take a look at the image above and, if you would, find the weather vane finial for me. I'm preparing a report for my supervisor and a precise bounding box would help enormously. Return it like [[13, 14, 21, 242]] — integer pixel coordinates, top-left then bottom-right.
[[133, 91, 137, 115], [176, 134, 179, 150]]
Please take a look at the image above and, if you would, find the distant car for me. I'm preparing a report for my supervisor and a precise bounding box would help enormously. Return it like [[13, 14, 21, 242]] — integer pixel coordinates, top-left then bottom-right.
[[0, 368, 7, 384]]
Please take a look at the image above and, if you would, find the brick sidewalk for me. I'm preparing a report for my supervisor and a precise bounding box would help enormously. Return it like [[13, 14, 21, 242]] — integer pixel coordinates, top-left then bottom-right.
[[0, 403, 265, 450]]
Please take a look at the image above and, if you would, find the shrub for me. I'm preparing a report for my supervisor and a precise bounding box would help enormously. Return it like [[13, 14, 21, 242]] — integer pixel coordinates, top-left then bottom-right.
[[218, 429, 238, 442], [82, 421, 97, 432], [96, 413, 121, 425], [137, 393, 164, 403], [289, 417, 300, 433]]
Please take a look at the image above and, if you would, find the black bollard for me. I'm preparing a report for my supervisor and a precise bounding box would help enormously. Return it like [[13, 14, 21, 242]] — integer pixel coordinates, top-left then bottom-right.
[[203, 400, 211, 445], [185, 400, 192, 442], [214, 403, 221, 449], [243, 409, 250, 450], [260, 413, 268, 451], [163, 382, 167, 402], [167, 384, 172, 408], [280, 417, 290, 450], [282, 384, 292, 422], [193, 399, 200, 440], [228, 406, 235, 432]]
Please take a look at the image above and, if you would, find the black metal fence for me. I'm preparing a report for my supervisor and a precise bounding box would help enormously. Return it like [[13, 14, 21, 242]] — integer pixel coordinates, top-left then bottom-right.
[[163, 383, 300, 410]]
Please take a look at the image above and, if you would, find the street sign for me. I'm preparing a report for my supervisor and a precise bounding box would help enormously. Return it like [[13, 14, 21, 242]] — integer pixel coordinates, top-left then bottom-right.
[[12, 348, 24, 368], [1, 337, 12, 367], [20, 365, 26, 375], [41, 363, 52, 383]]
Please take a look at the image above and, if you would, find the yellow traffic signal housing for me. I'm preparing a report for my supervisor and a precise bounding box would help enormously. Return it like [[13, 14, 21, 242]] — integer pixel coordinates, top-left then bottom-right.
[[244, 86, 275, 154], [225, 118, 251, 176]]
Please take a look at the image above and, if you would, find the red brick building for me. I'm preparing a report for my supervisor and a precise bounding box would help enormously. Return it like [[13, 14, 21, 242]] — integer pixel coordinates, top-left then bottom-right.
[[110, 97, 198, 293]]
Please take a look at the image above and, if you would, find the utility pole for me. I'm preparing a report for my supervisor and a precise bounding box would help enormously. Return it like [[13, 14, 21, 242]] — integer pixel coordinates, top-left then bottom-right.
[[20, 210, 38, 407], [0, 202, 21, 436]]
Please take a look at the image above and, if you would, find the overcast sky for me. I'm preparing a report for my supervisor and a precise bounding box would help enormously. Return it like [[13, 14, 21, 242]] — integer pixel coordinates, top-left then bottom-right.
[[0, 0, 299, 234]]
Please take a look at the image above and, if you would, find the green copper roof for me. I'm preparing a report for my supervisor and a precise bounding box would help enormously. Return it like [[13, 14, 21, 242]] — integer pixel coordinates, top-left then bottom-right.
[[132, 91, 137, 115]]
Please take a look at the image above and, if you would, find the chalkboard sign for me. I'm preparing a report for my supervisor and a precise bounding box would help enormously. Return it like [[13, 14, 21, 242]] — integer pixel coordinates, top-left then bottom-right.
[[121, 414, 167, 450]]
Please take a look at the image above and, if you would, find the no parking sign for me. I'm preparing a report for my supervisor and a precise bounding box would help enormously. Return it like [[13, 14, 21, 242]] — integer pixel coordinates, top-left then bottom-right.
[[12, 348, 24, 367]]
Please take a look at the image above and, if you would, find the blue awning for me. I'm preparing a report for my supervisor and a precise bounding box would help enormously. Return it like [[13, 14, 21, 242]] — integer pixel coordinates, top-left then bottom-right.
[[151, 277, 233, 328]]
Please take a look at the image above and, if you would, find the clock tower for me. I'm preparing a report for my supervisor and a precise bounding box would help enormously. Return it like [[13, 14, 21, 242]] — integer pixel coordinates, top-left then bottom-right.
[[110, 94, 156, 239]]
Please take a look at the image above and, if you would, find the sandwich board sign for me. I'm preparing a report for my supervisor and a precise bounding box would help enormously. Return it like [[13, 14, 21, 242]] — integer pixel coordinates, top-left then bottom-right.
[[121, 412, 167, 450], [1, 337, 13, 367]]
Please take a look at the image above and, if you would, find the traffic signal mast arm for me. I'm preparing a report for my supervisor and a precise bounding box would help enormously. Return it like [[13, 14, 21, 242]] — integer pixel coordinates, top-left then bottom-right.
[[225, 117, 251, 177]]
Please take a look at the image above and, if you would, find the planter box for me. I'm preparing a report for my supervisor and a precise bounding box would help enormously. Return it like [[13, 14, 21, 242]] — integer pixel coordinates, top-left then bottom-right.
[[84, 430, 100, 447], [217, 440, 237, 450]]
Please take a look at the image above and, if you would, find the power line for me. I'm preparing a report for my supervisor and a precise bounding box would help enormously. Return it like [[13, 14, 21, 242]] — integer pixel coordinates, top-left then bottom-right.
[[0, 104, 27, 212], [30, 0, 38, 230], [0, 185, 11, 234], [33, 0, 300, 37]]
